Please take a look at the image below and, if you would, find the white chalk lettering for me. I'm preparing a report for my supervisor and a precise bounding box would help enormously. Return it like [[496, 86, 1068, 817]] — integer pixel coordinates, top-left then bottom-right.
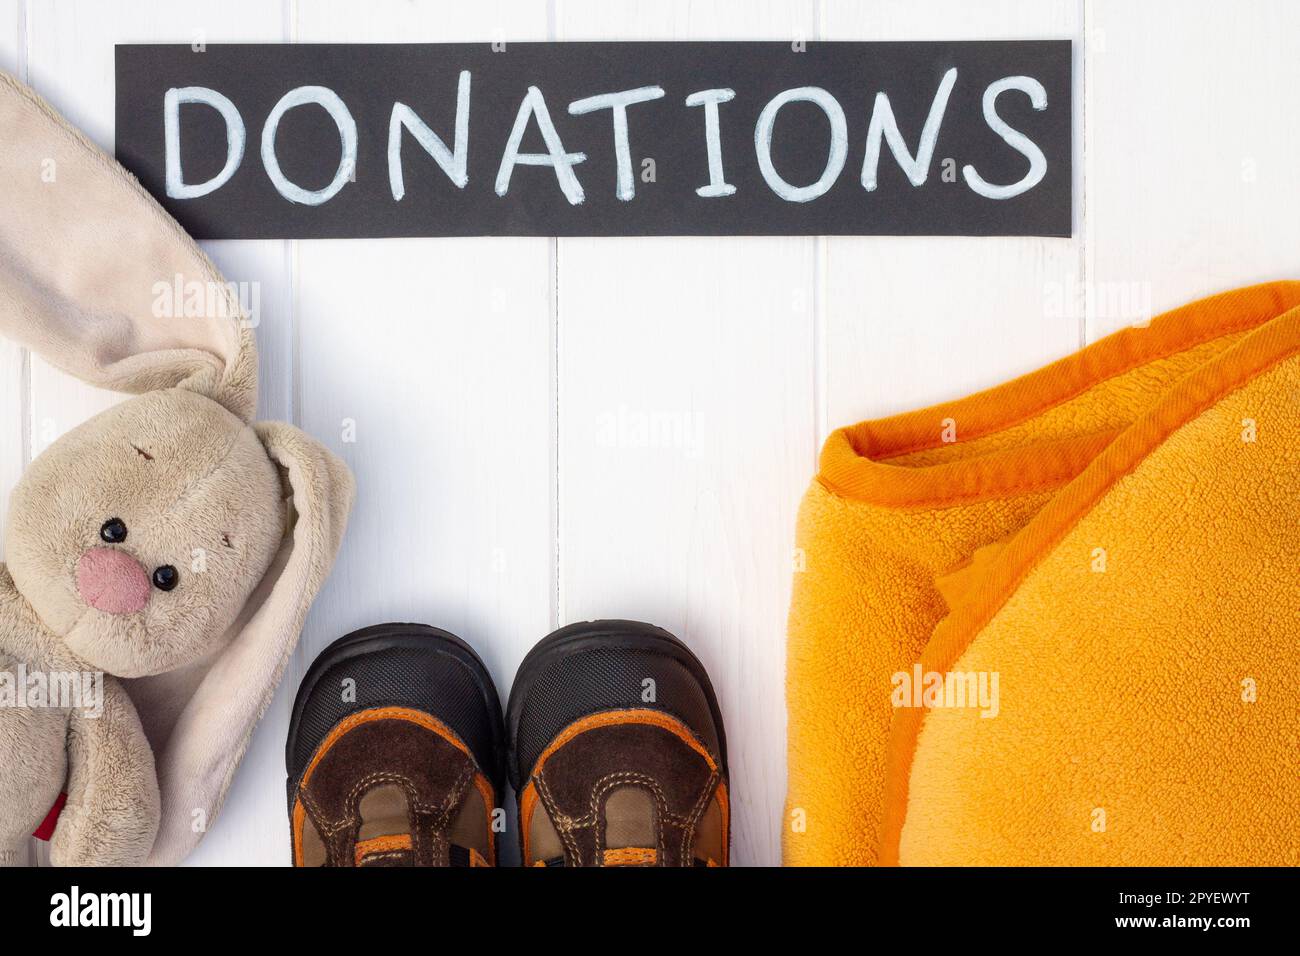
[[261, 86, 357, 205], [568, 85, 665, 201], [862, 67, 957, 190], [164, 87, 245, 200], [685, 88, 736, 198], [495, 86, 587, 205], [389, 69, 471, 199], [754, 86, 847, 203], [962, 75, 1048, 200]]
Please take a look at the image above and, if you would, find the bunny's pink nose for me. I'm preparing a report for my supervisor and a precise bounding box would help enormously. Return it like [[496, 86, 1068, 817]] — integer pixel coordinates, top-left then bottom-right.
[[75, 547, 151, 615]]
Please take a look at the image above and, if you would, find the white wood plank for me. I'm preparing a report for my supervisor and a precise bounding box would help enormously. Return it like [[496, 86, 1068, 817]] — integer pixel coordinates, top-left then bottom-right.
[[23, 0, 291, 867], [0, 3, 17, 98], [820, 0, 1084, 426], [205, 242, 295, 424], [288, 0, 555, 867], [555, 0, 818, 868], [1085, 0, 1300, 339]]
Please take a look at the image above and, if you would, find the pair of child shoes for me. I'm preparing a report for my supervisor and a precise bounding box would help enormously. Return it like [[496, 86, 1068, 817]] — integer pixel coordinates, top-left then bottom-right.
[[286, 621, 729, 867]]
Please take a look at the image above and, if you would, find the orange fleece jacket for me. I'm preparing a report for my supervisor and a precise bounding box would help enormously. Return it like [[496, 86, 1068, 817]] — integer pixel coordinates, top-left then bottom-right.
[[785, 282, 1299, 866]]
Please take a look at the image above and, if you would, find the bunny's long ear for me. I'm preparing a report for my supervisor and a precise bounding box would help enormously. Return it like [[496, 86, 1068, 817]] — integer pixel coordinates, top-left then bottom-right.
[[0, 69, 256, 421], [144, 422, 354, 866]]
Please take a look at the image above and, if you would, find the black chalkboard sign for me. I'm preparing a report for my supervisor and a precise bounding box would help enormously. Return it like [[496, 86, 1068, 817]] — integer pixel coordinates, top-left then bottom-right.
[[114, 41, 1072, 239]]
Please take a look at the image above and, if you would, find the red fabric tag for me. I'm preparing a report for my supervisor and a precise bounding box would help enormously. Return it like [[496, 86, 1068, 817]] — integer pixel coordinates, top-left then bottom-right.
[[32, 792, 67, 841]]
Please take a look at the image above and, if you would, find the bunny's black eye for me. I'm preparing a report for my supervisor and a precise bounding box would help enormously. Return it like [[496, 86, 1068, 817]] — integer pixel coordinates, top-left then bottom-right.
[[152, 566, 179, 591], [100, 519, 128, 544]]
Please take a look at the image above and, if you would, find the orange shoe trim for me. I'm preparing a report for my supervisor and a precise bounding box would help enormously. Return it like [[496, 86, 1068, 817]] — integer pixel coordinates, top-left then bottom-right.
[[353, 833, 411, 866], [604, 847, 657, 866]]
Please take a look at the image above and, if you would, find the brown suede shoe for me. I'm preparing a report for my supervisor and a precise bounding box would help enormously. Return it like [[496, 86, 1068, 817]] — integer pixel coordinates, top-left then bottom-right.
[[507, 621, 729, 867], [286, 624, 506, 866]]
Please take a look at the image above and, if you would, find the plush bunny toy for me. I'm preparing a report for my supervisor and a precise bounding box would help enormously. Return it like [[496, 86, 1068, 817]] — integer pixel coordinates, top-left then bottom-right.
[[0, 71, 354, 865]]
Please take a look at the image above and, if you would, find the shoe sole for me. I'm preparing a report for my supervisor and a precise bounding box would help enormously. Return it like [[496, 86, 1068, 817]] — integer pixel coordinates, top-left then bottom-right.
[[505, 619, 728, 793]]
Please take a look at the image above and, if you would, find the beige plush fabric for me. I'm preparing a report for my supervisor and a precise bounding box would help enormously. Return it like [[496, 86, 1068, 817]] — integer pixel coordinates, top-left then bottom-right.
[[0, 71, 256, 421], [0, 70, 354, 866]]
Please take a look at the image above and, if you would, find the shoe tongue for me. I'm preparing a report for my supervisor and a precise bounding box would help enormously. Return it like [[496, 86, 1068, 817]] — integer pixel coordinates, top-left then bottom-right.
[[353, 784, 428, 866]]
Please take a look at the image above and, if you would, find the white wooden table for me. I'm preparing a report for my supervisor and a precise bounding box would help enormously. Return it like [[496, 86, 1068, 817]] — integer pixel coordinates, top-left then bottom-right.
[[3, 0, 1297, 867]]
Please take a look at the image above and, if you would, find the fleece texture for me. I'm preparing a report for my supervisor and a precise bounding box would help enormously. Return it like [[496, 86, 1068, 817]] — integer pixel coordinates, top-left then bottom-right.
[[785, 281, 1300, 866], [0, 69, 354, 865]]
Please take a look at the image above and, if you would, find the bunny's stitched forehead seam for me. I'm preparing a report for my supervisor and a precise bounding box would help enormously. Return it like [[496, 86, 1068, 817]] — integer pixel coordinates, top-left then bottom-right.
[[144, 426, 250, 523]]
